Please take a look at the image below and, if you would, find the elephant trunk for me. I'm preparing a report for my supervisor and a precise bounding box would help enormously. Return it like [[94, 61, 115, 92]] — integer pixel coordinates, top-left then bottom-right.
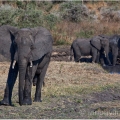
[[18, 59, 27, 105], [104, 46, 111, 65], [104, 46, 109, 57]]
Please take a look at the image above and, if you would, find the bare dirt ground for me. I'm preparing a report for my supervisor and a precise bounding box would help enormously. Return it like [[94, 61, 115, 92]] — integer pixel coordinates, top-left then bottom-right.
[[0, 46, 120, 119]]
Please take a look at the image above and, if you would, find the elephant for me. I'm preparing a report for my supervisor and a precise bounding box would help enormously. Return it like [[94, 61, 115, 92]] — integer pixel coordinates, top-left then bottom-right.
[[90, 35, 111, 66], [100, 34, 120, 66], [70, 35, 111, 66], [0, 25, 53, 106]]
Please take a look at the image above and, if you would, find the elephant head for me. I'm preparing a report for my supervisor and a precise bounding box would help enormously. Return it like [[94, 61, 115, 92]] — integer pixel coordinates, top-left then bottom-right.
[[90, 35, 109, 55], [10, 27, 53, 105], [90, 35, 111, 65]]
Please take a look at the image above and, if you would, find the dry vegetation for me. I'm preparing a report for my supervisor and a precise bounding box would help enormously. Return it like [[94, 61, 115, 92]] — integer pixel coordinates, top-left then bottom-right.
[[0, 1, 120, 45], [51, 1, 120, 44], [0, 1, 120, 119], [52, 21, 120, 45], [0, 61, 120, 118]]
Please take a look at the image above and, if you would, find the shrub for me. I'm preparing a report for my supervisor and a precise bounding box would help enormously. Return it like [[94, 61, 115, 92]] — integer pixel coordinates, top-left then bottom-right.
[[0, 8, 59, 29], [60, 1, 89, 22], [45, 14, 59, 30], [76, 30, 94, 38], [55, 39, 68, 45], [35, 1, 53, 12]]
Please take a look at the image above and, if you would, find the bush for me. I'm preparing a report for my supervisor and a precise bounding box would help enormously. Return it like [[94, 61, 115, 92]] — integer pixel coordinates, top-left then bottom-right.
[[76, 30, 94, 38], [60, 1, 89, 22], [0, 8, 59, 29], [45, 14, 59, 30], [35, 1, 53, 12]]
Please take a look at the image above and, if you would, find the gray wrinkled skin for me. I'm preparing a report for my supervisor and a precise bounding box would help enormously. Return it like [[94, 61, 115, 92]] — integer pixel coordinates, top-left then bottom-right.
[[70, 35, 111, 66], [100, 34, 120, 66], [0, 25, 53, 106]]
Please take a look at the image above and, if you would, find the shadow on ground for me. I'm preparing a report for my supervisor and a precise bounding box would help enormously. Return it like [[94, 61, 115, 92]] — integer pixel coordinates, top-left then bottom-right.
[[102, 65, 120, 74]]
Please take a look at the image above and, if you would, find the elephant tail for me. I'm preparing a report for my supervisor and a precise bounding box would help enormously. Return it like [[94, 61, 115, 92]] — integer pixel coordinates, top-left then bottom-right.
[[69, 45, 73, 61]]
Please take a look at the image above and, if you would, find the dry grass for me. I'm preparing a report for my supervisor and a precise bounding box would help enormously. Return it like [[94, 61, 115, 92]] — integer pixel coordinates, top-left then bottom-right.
[[53, 21, 120, 45], [51, 1, 120, 45], [0, 61, 120, 118], [44, 61, 120, 96]]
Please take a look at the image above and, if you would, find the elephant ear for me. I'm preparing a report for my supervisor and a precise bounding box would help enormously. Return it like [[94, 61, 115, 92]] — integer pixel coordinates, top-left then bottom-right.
[[117, 35, 120, 49], [90, 36, 101, 51], [30, 27, 53, 61], [0, 25, 19, 61]]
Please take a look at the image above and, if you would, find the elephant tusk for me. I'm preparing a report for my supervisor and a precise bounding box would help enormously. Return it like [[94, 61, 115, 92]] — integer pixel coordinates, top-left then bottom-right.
[[30, 61, 33, 67], [12, 60, 16, 69], [104, 51, 106, 57]]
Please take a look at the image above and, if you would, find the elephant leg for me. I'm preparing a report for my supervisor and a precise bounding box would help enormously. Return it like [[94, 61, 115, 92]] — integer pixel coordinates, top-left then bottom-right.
[[22, 66, 32, 105], [73, 45, 81, 62], [106, 55, 112, 65], [0, 62, 18, 106], [34, 62, 49, 102], [112, 48, 118, 66], [33, 75, 38, 86], [95, 52, 100, 63], [92, 48, 98, 63], [113, 55, 118, 66], [99, 52, 106, 66], [34, 54, 50, 102], [22, 64, 38, 105]]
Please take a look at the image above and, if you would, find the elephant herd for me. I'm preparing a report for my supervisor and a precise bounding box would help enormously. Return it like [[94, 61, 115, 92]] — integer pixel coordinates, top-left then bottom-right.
[[70, 34, 120, 66], [0, 25, 119, 106]]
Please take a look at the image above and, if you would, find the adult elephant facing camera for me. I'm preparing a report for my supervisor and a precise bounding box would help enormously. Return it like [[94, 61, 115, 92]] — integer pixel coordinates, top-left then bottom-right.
[[1, 27, 53, 106]]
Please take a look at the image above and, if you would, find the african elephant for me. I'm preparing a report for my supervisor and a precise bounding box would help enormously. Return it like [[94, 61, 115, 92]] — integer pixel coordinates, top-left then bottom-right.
[[0, 26, 53, 106], [100, 34, 120, 66], [70, 35, 111, 66], [90, 35, 111, 66]]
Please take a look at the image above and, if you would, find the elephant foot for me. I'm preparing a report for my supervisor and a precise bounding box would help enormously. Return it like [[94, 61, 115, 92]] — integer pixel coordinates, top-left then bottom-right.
[[33, 98, 42, 102], [22, 98, 32, 105], [102, 64, 106, 67], [108, 64, 112, 66], [33, 82, 36, 86], [112, 65, 116, 67], [0, 99, 10, 106]]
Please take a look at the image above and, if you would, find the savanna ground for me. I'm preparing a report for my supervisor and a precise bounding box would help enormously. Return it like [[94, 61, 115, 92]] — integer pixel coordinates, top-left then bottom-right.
[[0, 46, 120, 119], [0, 1, 120, 119]]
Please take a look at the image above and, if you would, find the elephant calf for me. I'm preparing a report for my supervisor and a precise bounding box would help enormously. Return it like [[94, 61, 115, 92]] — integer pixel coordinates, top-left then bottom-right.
[[70, 35, 111, 66]]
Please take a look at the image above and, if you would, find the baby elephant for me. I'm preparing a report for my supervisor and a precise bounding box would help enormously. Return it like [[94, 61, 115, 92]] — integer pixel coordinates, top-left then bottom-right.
[[70, 35, 111, 66]]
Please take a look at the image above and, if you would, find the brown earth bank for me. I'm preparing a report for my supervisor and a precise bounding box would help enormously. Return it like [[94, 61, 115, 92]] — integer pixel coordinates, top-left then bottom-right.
[[51, 45, 71, 62], [0, 61, 120, 118]]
